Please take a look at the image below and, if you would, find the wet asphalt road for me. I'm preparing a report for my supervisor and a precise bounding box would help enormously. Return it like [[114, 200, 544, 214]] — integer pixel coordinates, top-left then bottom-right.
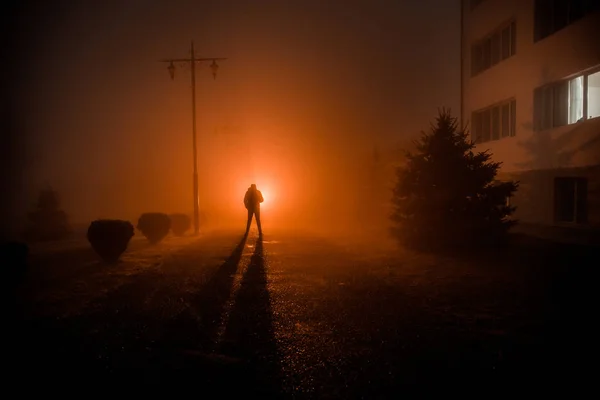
[[7, 229, 594, 396]]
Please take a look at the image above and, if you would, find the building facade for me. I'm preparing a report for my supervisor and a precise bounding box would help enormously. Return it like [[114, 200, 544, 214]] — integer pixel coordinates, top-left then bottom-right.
[[461, 0, 600, 242]]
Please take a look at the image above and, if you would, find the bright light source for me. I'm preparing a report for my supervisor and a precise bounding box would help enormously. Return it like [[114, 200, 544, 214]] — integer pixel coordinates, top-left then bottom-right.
[[258, 186, 274, 209], [231, 180, 277, 212]]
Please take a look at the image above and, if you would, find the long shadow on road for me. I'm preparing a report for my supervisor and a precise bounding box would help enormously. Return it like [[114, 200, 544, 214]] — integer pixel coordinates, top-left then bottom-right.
[[153, 234, 249, 352], [8, 235, 251, 382], [217, 236, 283, 397]]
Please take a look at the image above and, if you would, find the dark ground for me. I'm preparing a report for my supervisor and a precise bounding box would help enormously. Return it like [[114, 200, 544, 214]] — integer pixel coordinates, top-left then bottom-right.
[[4, 229, 597, 396]]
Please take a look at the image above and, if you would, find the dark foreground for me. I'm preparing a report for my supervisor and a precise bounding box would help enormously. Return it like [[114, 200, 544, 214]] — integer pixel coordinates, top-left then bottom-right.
[[5, 230, 596, 395]]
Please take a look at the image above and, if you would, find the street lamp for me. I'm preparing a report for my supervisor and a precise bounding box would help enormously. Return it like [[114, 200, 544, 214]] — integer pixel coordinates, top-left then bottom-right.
[[160, 41, 227, 235]]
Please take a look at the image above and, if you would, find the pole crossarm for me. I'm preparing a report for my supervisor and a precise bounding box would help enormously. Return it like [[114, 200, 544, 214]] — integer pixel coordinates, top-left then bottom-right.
[[159, 57, 228, 63]]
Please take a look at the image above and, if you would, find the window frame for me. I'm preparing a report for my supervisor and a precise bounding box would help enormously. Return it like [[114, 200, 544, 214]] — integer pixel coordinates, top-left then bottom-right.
[[471, 19, 517, 76], [586, 69, 600, 120], [533, 66, 600, 132], [534, 0, 600, 42], [553, 176, 588, 224], [471, 98, 517, 144]]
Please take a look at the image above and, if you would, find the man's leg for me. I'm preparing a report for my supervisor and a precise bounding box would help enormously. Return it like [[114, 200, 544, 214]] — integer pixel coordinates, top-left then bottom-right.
[[255, 209, 262, 235], [245, 209, 253, 235]]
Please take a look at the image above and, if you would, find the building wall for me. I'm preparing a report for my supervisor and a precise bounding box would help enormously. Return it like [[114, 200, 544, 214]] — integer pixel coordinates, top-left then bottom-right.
[[499, 165, 600, 226], [461, 0, 600, 233]]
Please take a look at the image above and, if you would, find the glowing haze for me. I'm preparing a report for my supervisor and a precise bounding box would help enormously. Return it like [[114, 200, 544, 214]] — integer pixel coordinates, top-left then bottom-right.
[[4, 0, 459, 239]]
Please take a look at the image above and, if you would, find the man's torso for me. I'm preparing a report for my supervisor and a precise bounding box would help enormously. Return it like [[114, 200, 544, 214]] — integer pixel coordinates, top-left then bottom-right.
[[245, 189, 262, 211]]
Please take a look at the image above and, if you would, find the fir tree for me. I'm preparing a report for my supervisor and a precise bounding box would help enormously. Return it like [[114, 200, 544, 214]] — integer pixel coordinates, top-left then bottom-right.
[[391, 109, 518, 250], [25, 187, 72, 242]]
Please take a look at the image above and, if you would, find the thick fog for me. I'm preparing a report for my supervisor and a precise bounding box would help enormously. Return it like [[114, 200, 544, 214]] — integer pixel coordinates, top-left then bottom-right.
[[3, 0, 459, 239]]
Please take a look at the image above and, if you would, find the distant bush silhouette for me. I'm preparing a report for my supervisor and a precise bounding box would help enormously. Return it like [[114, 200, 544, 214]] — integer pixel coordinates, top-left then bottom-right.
[[137, 213, 171, 244], [1, 241, 29, 290], [87, 220, 134, 263], [391, 109, 518, 251], [24, 187, 72, 242], [169, 213, 191, 236]]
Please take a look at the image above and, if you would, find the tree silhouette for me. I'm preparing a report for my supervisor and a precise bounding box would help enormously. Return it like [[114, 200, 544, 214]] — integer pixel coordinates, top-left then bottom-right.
[[391, 109, 518, 250], [24, 187, 72, 242]]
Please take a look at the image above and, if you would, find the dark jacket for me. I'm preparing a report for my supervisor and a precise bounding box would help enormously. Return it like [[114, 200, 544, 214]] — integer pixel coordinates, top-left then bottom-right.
[[244, 188, 264, 211]]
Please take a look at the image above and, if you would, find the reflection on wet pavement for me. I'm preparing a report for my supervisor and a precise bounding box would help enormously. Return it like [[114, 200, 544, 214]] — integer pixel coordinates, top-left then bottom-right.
[[8, 230, 582, 395]]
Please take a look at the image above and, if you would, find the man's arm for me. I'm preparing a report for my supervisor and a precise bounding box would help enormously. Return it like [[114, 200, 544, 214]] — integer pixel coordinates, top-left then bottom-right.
[[258, 191, 264, 203]]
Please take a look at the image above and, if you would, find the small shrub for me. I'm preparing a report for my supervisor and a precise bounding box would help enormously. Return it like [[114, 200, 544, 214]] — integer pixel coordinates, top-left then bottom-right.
[[170, 213, 192, 236], [1, 241, 29, 289], [87, 219, 134, 263], [137, 213, 171, 244]]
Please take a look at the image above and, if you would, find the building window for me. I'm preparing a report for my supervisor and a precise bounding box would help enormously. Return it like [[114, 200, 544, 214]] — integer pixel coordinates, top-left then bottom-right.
[[534, 68, 600, 131], [554, 177, 588, 223], [588, 70, 600, 119], [471, 20, 516, 76], [534, 0, 600, 42], [471, 98, 516, 143], [569, 76, 584, 123]]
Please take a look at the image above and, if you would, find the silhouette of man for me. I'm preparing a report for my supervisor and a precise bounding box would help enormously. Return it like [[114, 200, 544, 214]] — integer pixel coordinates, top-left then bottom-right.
[[244, 183, 264, 236]]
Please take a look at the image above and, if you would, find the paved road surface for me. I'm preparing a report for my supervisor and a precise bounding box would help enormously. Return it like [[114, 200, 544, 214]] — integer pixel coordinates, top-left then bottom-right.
[[7, 229, 593, 395]]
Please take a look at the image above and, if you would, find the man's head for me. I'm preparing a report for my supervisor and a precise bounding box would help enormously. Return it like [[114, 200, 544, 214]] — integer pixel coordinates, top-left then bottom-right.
[[250, 184, 257, 190]]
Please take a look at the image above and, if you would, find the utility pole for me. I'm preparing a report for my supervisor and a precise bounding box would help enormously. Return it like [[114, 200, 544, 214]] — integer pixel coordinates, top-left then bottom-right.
[[160, 41, 227, 235]]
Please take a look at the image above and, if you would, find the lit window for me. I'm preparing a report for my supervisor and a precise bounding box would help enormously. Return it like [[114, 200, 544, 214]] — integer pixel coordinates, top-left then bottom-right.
[[587, 71, 600, 119], [568, 76, 584, 124], [534, 69, 600, 130]]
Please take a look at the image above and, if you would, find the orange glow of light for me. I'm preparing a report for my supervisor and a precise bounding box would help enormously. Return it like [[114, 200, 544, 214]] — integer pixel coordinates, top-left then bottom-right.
[[257, 186, 274, 209], [231, 179, 279, 213]]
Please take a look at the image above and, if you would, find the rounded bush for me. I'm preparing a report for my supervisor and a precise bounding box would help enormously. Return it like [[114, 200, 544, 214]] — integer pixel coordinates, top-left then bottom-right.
[[137, 213, 171, 244], [87, 219, 134, 263], [169, 213, 192, 236], [1, 241, 29, 289]]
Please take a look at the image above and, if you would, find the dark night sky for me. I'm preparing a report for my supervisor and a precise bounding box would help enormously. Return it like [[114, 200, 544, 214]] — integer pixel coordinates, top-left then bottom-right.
[[2, 0, 460, 237]]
